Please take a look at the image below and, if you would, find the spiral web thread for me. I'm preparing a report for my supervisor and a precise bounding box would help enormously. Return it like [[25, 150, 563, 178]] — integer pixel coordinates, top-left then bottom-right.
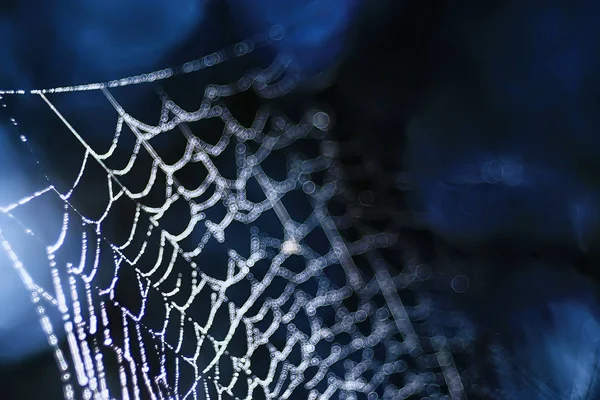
[[0, 32, 471, 400]]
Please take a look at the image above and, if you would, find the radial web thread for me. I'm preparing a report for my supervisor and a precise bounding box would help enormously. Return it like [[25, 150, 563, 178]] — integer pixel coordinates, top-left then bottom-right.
[[0, 32, 474, 400]]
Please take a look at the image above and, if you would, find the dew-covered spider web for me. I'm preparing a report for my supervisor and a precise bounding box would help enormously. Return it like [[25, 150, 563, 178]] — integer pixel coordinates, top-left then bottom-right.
[[0, 30, 478, 400]]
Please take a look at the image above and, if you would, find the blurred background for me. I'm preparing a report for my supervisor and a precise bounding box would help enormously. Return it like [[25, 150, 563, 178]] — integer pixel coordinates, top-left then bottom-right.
[[2, 0, 600, 399]]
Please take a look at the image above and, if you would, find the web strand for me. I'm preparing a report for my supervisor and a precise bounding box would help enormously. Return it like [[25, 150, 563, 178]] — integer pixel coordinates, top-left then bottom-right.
[[0, 33, 472, 400]]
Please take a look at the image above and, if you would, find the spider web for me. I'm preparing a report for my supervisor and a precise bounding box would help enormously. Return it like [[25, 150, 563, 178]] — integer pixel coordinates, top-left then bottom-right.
[[0, 30, 475, 400]]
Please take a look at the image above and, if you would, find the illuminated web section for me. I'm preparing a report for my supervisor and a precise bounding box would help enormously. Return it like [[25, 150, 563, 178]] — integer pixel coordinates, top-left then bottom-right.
[[0, 34, 473, 400]]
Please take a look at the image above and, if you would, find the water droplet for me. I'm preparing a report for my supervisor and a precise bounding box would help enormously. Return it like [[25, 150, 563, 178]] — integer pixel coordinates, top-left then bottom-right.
[[451, 274, 470, 293]]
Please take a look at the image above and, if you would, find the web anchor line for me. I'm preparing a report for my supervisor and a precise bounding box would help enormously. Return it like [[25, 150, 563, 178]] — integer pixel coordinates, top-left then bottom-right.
[[0, 33, 476, 399], [0, 30, 276, 96]]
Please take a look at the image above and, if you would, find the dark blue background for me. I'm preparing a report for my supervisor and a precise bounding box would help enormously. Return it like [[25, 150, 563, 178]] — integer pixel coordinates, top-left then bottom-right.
[[2, 1, 600, 398]]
